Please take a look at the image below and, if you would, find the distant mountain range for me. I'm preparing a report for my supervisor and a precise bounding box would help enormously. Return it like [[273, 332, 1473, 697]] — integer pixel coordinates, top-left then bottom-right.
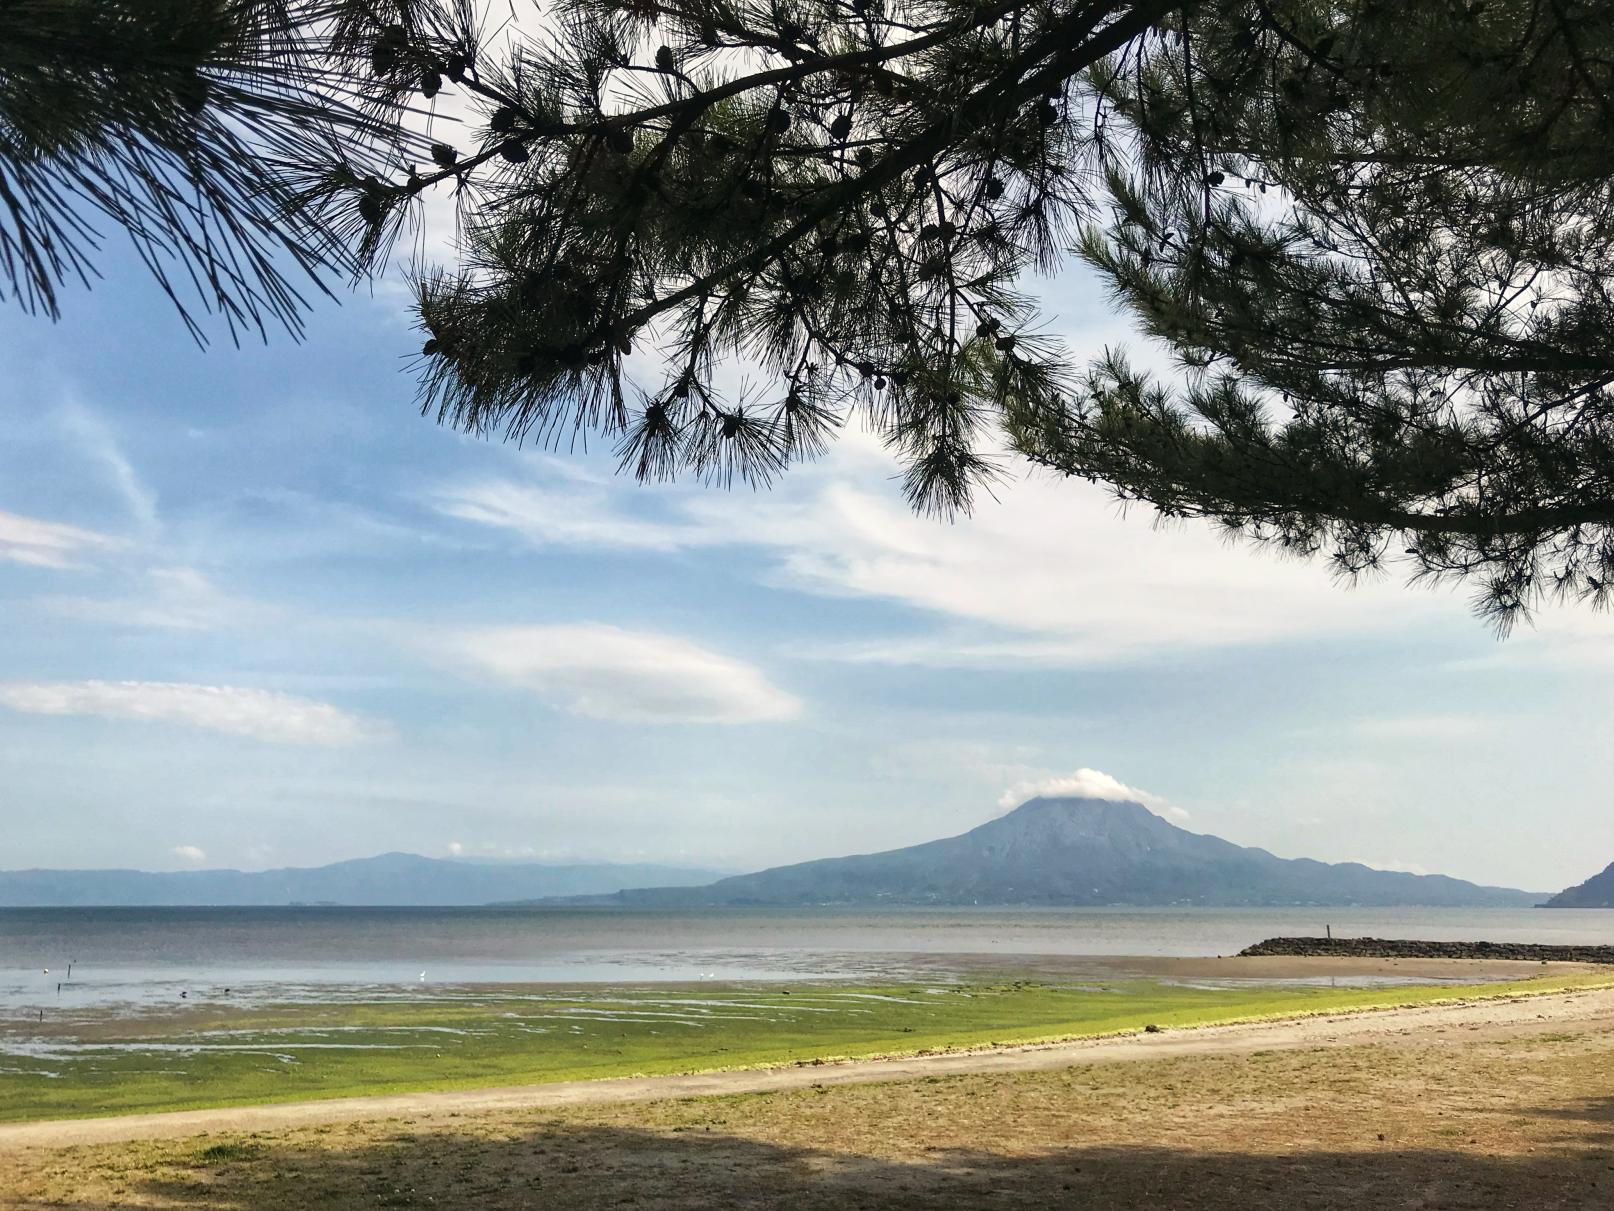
[[1542, 861, 1614, 908], [588, 797, 1542, 908], [0, 853, 726, 907], [3, 799, 1557, 908]]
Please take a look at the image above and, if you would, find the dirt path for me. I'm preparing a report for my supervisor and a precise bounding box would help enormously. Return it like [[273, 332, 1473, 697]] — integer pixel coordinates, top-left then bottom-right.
[[5, 981, 1612, 1153]]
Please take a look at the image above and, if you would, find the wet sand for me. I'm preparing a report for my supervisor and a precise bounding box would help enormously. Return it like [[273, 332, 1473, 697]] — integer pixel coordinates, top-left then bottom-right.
[[7, 952, 1589, 1042]]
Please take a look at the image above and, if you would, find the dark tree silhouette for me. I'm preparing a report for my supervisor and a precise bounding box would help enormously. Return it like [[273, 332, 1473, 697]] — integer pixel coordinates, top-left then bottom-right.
[[311, 0, 1179, 510], [10, 0, 1611, 623], [320, 0, 1610, 625], [0, 0, 406, 341], [1016, 0, 1614, 627]]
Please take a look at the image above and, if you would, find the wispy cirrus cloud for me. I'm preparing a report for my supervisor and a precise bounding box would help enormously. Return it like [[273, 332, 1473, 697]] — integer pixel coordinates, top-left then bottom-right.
[[0, 510, 121, 569], [0, 681, 391, 746], [434, 438, 1468, 669], [40, 566, 269, 631], [58, 401, 159, 534], [436, 469, 704, 553], [449, 623, 802, 724]]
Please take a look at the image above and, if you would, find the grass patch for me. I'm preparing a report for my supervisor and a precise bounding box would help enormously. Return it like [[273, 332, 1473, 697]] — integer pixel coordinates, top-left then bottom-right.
[[196, 1141, 262, 1163], [2, 972, 1608, 1124]]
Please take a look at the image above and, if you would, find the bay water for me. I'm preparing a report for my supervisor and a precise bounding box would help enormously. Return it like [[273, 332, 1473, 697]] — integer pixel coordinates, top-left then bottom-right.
[[4, 904, 1611, 1016]]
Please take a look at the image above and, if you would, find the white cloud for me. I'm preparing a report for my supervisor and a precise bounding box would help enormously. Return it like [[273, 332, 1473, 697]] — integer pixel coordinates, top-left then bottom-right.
[[728, 474, 1458, 663], [172, 845, 207, 864], [0, 681, 391, 746], [997, 767, 1190, 822], [0, 510, 120, 569], [41, 566, 268, 631], [446, 841, 465, 857], [438, 434, 1470, 669], [449, 623, 802, 724]]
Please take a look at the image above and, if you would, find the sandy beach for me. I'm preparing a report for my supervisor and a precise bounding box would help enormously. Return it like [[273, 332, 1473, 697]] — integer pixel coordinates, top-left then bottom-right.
[[5, 973, 1614, 1208]]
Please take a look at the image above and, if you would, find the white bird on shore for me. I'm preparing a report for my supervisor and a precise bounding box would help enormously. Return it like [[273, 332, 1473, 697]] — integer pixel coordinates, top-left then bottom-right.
[[419, 971, 426, 983]]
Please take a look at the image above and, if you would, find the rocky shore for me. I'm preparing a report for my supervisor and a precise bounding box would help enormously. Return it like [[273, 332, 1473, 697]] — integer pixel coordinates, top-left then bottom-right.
[[1239, 937, 1614, 963]]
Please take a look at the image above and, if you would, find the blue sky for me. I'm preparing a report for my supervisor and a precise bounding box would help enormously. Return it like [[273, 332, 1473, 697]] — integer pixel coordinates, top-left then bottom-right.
[[0, 248, 1609, 894]]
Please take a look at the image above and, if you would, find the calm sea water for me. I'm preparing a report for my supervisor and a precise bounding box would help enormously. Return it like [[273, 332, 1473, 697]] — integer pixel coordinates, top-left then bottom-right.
[[2, 905, 1611, 1015]]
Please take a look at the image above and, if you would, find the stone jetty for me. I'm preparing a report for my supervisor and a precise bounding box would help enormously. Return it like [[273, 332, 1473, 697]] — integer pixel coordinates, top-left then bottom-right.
[[1239, 937, 1614, 963]]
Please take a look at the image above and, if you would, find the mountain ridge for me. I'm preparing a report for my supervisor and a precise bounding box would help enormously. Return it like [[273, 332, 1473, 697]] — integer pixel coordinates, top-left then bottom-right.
[[0, 852, 726, 907], [590, 796, 1541, 908], [1542, 861, 1614, 908]]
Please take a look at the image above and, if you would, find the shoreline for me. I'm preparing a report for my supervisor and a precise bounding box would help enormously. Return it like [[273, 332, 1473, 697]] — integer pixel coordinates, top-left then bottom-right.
[[5, 971, 1613, 1152]]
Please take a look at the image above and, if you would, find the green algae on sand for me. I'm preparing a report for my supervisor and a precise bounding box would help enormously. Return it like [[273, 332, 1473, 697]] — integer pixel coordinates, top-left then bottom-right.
[[3, 973, 1609, 1123]]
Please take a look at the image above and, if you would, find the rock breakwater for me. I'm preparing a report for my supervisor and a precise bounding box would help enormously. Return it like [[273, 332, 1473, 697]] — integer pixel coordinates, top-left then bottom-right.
[[1239, 937, 1614, 963]]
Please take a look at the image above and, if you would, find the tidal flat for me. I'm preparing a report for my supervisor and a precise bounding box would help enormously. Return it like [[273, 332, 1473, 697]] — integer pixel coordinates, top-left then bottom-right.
[[6, 980, 1614, 1210], [3, 969, 1610, 1124]]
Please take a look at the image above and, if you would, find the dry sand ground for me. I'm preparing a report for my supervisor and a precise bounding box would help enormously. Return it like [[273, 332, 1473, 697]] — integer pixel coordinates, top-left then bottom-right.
[[4, 977, 1614, 1208]]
